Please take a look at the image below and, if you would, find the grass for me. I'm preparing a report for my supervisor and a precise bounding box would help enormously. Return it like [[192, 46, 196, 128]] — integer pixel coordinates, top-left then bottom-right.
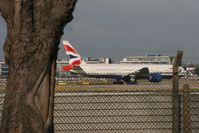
[[0, 86, 6, 93], [0, 78, 198, 93]]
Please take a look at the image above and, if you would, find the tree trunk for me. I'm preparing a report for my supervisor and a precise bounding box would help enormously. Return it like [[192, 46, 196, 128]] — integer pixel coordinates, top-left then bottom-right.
[[0, 0, 77, 132]]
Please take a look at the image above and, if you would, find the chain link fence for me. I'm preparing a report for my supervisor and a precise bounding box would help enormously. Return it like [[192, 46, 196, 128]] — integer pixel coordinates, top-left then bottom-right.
[[0, 72, 199, 132]]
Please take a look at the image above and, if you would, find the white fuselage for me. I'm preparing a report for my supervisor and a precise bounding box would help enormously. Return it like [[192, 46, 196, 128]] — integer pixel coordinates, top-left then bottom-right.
[[78, 64, 174, 76]]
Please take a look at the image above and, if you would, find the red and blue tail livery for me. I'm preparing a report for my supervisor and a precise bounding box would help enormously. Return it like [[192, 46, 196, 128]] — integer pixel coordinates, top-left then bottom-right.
[[63, 41, 81, 71]]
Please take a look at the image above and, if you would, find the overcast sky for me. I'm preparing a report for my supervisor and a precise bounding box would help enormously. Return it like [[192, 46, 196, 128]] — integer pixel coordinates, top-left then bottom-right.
[[1, 0, 199, 63]]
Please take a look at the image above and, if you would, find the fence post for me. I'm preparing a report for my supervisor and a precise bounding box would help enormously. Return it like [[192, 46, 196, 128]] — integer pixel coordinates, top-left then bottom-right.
[[172, 51, 183, 133], [183, 84, 191, 133]]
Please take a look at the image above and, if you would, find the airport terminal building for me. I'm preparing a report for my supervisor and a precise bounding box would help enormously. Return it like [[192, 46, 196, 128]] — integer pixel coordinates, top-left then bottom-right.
[[120, 54, 174, 65], [83, 57, 112, 64]]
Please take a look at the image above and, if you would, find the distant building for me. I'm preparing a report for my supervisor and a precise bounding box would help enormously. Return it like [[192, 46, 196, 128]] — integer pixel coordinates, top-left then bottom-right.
[[120, 54, 174, 65], [0, 60, 9, 79], [83, 57, 112, 64]]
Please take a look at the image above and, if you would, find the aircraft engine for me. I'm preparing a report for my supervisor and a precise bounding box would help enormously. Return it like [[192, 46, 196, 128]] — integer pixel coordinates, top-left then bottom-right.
[[148, 73, 163, 82]]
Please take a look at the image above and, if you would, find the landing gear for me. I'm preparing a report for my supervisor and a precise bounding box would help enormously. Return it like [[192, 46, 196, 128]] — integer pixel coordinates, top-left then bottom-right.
[[128, 77, 137, 84], [122, 75, 137, 85]]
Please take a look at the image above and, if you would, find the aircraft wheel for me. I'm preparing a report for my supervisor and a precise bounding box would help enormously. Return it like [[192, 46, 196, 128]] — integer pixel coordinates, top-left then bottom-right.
[[130, 77, 137, 84]]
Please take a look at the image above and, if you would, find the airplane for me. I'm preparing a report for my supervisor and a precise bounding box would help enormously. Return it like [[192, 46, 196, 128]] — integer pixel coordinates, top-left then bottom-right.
[[62, 40, 186, 84]]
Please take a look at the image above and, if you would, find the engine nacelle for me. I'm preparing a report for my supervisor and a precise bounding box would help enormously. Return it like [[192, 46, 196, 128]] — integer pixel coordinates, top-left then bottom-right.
[[148, 73, 163, 82]]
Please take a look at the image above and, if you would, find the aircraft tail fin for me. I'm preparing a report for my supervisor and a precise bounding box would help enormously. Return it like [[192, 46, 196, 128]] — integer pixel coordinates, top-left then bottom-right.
[[62, 40, 82, 71]]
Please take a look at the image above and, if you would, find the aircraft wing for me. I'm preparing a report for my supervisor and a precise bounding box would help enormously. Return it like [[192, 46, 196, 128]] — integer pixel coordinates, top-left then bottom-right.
[[122, 67, 150, 83]]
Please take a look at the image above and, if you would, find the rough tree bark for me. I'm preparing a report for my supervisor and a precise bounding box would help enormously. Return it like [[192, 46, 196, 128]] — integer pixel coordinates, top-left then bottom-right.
[[0, 0, 77, 132]]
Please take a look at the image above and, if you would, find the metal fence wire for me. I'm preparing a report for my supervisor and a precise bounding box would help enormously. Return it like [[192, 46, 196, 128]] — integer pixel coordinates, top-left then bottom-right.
[[0, 74, 199, 133]]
